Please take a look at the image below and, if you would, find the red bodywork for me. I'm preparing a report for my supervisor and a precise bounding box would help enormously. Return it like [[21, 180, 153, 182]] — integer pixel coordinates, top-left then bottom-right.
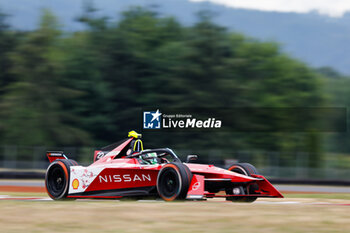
[[46, 137, 283, 200]]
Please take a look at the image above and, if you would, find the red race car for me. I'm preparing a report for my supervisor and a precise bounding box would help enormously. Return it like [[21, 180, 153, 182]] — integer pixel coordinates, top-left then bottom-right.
[[45, 131, 283, 202]]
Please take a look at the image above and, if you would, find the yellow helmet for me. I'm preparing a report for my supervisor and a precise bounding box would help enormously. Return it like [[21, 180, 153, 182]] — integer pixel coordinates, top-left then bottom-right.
[[128, 130, 142, 139]]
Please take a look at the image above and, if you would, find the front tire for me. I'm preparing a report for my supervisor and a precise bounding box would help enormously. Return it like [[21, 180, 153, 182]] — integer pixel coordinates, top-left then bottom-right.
[[157, 163, 192, 201], [226, 163, 259, 203]]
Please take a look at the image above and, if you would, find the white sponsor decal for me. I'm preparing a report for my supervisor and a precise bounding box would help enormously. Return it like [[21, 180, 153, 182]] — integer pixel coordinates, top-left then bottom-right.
[[105, 150, 120, 157], [98, 174, 151, 183], [49, 153, 63, 157], [96, 151, 105, 160], [68, 163, 155, 194], [68, 166, 104, 194], [163, 118, 221, 128], [192, 182, 201, 191]]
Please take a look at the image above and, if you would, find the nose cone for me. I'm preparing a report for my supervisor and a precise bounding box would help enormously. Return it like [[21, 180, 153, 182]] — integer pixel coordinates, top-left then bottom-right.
[[185, 163, 262, 182]]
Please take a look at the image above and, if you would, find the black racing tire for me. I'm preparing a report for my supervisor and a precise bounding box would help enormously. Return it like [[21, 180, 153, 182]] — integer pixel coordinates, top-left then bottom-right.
[[226, 163, 259, 203], [228, 163, 258, 176], [45, 159, 71, 200], [156, 163, 192, 201], [182, 163, 193, 184], [67, 159, 79, 166]]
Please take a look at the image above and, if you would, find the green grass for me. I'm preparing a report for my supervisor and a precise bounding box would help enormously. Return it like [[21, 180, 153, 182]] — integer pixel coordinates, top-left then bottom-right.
[[0, 198, 349, 233]]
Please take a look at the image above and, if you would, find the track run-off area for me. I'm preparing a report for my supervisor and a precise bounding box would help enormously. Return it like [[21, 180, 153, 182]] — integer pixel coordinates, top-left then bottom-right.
[[0, 180, 349, 232], [0, 194, 349, 233]]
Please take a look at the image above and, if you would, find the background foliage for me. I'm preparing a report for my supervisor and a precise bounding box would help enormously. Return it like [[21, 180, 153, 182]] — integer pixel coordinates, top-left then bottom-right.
[[0, 6, 349, 168]]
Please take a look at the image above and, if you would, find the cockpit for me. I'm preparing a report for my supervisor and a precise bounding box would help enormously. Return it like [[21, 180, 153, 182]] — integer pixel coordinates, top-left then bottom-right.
[[94, 131, 182, 165], [126, 148, 182, 165]]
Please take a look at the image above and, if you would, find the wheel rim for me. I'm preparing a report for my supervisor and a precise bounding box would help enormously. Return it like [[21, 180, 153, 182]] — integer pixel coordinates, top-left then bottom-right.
[[47, 164, 66, 197], [158, 168, 179, 198], [227, 165, 258, 201]]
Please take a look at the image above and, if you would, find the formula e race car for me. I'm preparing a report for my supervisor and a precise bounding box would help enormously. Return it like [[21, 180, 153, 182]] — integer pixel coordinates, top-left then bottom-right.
[[45, 131, 283, 202]]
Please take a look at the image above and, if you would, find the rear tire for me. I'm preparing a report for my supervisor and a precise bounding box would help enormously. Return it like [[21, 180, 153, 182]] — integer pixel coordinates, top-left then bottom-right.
[[45, 159, 71, 200], [67, 159, 79, 166], [226, 163, 259, 203], [157, 163, 192, 201]]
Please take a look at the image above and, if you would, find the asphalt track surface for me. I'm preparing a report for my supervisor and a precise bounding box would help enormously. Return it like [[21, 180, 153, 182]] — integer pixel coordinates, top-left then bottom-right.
[[1, 180, 350, 193], [0, 179, 349, 205], [0, 195, 349, 206]]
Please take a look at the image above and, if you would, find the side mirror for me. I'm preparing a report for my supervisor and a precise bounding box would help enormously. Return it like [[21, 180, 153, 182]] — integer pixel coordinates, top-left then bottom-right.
[[186, 155, 198, 163]]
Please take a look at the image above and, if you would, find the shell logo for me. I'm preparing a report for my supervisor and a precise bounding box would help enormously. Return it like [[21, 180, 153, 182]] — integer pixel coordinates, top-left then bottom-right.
[[72, 179, 79, 189]]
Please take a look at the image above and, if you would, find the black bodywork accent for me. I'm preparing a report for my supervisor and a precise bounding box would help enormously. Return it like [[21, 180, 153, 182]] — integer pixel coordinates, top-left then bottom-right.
[[68, 186, 158, 197], [126, 148, 182, 163], [101, 139, 129, 151]]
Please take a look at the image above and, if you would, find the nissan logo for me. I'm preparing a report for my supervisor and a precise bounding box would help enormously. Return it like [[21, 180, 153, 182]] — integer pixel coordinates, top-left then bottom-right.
[[192, 182, 200, 190]]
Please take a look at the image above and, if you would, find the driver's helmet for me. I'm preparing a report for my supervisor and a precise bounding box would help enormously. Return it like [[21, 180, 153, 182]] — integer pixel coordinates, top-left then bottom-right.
[[142, 152, 158, 165], [127, 131, 143, 155]]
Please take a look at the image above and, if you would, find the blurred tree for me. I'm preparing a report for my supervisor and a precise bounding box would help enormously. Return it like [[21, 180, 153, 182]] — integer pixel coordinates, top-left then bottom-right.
[[85, 7, 185, 142], [0, 9, 91, 146], [0, 11, 18, 94], [316, 67, 342, 79], [318, 67, 350, 154], [59, 32, 115, 145], [0, 6, 329, 167], [0, 10, 17, 144]]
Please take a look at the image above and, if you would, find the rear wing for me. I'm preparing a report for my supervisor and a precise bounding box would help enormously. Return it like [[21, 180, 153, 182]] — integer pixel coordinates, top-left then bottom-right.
[[46, 151, 67, 163]]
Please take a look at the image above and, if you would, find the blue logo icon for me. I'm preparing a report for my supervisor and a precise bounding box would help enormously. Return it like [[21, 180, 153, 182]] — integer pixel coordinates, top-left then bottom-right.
[[143, 110, 162, 129]]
